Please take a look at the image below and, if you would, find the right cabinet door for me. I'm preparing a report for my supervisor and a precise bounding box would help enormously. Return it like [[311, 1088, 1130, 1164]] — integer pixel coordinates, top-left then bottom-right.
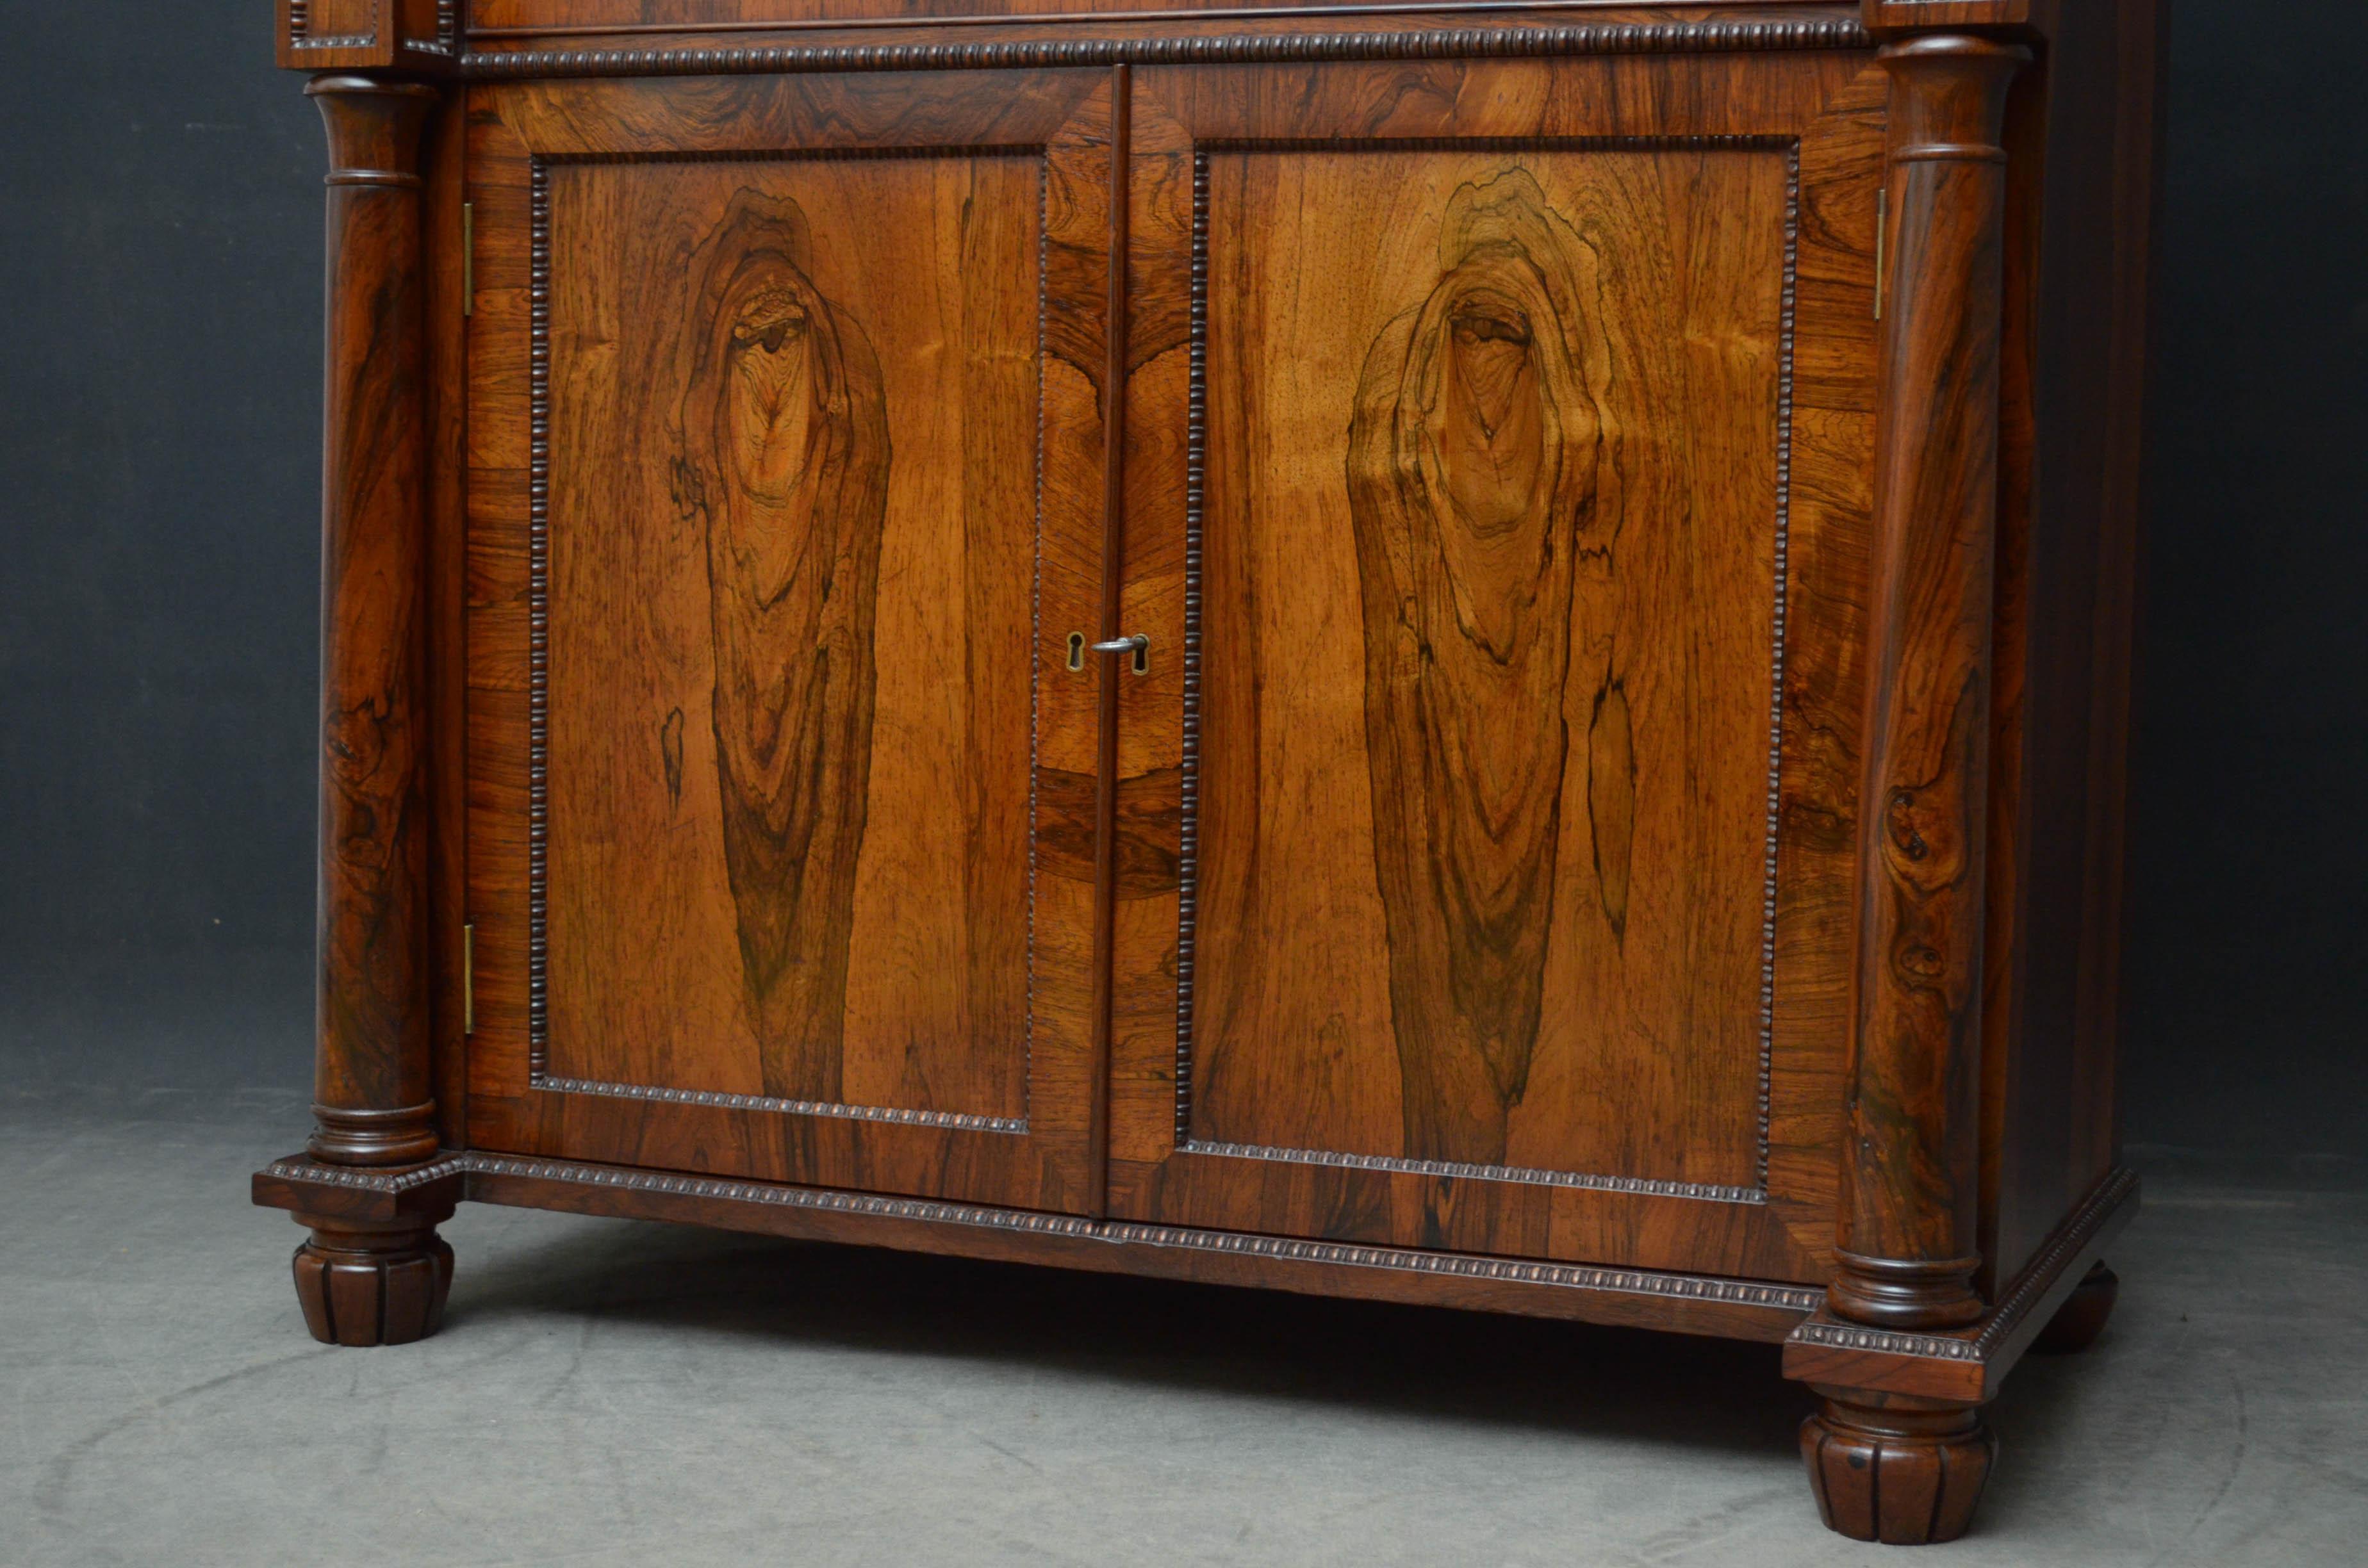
[[1106, 52, 1891, 1282]]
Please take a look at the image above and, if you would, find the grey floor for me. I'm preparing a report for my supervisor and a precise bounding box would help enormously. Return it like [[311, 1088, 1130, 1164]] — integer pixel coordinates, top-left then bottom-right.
[[4, 1086, 2364, 1567]]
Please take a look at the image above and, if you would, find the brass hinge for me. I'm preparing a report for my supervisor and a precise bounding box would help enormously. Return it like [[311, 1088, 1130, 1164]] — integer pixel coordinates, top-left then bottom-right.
[[461, 201, 474, 318], [1874, 188, 1889, 322], [462, 921, 476, 1034]]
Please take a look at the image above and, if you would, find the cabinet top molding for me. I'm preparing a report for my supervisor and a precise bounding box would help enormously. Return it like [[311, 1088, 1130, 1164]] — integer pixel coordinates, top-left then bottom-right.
[[455, 17, 1872, 78], [281, 1, 2063, 73]]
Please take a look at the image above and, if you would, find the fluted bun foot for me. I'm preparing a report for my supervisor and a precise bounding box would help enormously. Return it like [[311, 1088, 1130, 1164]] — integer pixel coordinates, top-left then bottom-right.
[[291, 1216, 454, 1346], [1802, 1392, 1996, 1544]]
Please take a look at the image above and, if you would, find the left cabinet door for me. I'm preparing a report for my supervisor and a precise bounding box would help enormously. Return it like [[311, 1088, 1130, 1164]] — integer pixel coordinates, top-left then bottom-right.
[[462, 70, 1117, 1214]]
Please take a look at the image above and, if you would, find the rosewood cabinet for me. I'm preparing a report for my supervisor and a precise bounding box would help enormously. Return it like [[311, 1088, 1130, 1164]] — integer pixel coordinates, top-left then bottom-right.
[[254, 0, 2162, 1545]]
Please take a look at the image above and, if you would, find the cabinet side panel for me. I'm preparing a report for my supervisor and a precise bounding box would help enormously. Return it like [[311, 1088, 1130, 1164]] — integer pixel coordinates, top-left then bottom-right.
[[1985, 0, 2162, 1286]]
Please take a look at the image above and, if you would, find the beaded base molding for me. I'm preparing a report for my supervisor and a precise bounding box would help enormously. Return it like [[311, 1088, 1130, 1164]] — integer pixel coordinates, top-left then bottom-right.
[[254, 1150, 2136, 1372], [256, 1148, 1824, 1339]]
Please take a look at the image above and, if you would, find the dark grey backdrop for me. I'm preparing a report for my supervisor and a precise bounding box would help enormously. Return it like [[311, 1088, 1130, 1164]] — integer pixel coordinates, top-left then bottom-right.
[[4, 3, 2362, 1160]]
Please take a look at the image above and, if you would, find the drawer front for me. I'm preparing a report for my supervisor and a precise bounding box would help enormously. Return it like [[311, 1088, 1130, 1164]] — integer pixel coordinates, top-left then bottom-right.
[[461, 69, 1117, 1212], [1105, 52, 1889, 1281]]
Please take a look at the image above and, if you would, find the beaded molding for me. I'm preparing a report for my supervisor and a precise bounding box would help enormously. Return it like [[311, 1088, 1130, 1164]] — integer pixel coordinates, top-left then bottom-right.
[[1786, 1166, 2142, 1363], [533, 1075, 1028, 1134], [459, 19, 1873, 80], [262, 1151, 1824, 1312], [288, 0, 457, 54], [263, 1155, 472, 1193], [1183, 1141, 1770, 1205]]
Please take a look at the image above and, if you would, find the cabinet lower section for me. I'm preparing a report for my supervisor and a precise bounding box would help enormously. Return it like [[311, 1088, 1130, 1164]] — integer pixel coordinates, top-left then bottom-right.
[[255, 1125, 2135, 1548], [256, 1147, 2133, 1373]]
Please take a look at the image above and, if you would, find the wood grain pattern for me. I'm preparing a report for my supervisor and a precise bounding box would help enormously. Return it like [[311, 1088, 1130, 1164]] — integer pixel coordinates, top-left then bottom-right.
[[1831, 34, 2024, 1332], [1085, 63, 1136, 1216], [1973, 47, 2040, 1305], [1345, 164, 1616, 1164], [1187, 142, 1788, 1186], [309, 76, 443, 1170], [679, 185, 892, 1102], [464, 71, 1113, 1211], [423, 83, 472, 1156], [1104, 55, 1887, 1282], [540, 149, 1026, 1121]]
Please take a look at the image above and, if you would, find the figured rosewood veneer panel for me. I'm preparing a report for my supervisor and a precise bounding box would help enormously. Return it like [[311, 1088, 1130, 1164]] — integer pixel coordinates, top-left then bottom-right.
[[540, 151, 1037, 1125], [465, 71, 1115, 1211], [1188, 141, 1790, 1191], [1107, 54, 1887, 1281]]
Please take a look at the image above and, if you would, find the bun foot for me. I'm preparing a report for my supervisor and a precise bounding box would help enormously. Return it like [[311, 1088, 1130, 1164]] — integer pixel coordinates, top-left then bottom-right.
[[291, 1216, 454, 1346], [1802, 1391, 1995, 1544], [2031, 1261, 2119, 1355]]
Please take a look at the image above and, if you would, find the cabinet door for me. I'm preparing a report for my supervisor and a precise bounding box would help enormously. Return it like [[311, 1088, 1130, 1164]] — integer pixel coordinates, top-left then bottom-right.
[[463, 72, 1115, 1213], [1106, 56, 1890, 1280]]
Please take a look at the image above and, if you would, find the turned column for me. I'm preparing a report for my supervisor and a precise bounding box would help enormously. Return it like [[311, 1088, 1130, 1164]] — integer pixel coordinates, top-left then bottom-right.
[[1804, 35, 2027, 1544], [1836, 31, 2026, 1339], [292, 74, 454, 1345]]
